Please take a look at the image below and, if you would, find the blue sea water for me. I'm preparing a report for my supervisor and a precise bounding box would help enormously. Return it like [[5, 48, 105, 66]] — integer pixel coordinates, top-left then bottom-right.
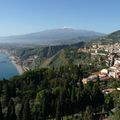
[[0, 53, 19, 79]]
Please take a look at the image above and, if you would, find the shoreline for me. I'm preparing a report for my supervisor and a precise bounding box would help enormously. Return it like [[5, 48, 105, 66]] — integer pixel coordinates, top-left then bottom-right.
[[9, 56, 25, 75], [0, 50, 29, 75], [11, 58, 24, 75]]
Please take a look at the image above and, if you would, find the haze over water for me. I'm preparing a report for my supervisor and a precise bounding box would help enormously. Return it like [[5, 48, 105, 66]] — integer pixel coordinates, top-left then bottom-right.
[[0, 53, 19, 79]]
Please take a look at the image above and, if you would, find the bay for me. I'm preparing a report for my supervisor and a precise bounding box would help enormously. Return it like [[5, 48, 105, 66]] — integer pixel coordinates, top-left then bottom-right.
[[0, 53, 19, 79]]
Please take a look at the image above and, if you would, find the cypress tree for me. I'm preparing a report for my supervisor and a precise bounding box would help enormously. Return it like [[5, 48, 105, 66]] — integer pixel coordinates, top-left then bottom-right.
[[112, 107, 120, 120], [10, 82, 16, 97], [0, 101, 4, 120], [92, 84, 104, 108], [71, 85, 76, 115], [6, 99, 17, 120], [56, 99, 61, 120], [34, 105, 42, 120], [79, 79, 84, 91], [23, 99, 31, 120], [96, 75, 100, 85], [18, 104, 24, 120], [41, 97, 47, 120], [71, 85, 75, 103], [4, 83, 11, 106], [83, 106, 93, 120]]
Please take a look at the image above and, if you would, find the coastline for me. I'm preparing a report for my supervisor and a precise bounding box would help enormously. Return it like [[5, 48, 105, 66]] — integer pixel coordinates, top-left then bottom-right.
[[0, 50, 29, 75], [9, 56, 24, 75]]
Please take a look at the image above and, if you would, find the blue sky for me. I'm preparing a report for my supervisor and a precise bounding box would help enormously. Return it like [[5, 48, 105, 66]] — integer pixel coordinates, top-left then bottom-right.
[[0, 0, 120, 36]]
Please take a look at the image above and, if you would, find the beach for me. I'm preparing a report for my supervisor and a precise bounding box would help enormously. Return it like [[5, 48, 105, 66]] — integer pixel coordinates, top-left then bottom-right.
[[10, 56, 25, 75]]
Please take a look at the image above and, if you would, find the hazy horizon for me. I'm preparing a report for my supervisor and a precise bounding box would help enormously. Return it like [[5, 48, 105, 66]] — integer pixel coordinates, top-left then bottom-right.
[[0, 27, 106, 37]]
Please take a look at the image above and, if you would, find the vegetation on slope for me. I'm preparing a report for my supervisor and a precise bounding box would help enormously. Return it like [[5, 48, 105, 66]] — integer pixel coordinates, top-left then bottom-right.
[[90, 30, 120, 45], [0, 63, 120, 120]]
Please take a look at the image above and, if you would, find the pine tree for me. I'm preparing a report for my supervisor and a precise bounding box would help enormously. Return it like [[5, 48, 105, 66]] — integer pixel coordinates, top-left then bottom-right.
[[23, 99, 31, 120]]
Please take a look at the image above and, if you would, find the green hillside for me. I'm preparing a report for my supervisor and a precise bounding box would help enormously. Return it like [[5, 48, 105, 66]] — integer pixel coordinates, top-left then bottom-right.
[[15, 42, 86, 69], [92, 30, 120, 44], [13, 41, 106, 73]]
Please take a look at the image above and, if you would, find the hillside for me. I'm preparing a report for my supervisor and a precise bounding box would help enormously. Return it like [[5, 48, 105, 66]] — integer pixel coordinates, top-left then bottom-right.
[[0, 28, 104, 45], [92, 30, 120, 44], [13, 41, 105, 71]]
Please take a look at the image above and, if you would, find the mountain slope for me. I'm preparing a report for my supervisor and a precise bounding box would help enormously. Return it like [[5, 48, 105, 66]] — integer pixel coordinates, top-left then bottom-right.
[[0, 28, 104, 45], [92, 30, 120, 44], [13, 41, 86, 68]]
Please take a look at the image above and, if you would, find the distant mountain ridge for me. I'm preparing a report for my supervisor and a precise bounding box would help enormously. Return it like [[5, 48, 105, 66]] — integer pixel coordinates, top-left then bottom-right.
[[0, 28, 105, 45]]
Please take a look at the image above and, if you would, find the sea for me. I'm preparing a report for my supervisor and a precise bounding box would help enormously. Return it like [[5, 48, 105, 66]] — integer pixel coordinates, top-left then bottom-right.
[[0, 52, 19, 79]]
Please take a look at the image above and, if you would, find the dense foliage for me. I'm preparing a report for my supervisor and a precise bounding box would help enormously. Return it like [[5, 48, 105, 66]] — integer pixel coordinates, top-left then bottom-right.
[[0, 63, 109, 120]]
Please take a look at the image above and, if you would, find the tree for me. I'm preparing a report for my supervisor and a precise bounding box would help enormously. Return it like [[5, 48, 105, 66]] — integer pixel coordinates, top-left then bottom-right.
[[0, 101, 4, 120], [71, 85, 75, 103], [83, 106, 94, 120], [18, 104, 24, 120], [92, 84, 104, 108], [56, 99, 61, 120], [104, 94, 114, 111], [10, 82, 16, 97], [96, 75, 100, 85], [23, 99, 31, 120], [33, 105, 42, 120], [40, 90, 48, 120], [4, 83, 11, 106], [6, 99, 17, 120], [111, 55, 115, 66], [41, 97, 47, 120], [79, 79, 84, 91], [111, 107, 120, 120]]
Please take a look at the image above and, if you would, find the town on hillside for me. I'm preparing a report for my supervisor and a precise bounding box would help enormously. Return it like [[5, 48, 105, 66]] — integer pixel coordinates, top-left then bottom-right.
[[78, 43, 120, 93]]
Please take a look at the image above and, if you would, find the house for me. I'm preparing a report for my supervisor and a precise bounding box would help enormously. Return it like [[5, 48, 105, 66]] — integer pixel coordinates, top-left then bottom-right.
[[82, 78, 88, 84], [102, 88, 116, 94], [82, 71, 110, 84], [108, 67, 116, 78], [100, 69, 108, 74], [108, 66, 120, 79]]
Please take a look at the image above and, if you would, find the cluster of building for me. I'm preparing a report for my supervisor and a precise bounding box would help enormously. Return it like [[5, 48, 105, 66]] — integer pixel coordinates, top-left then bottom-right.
[[78, 43, 120, 55], [81, 43, 120, 84]]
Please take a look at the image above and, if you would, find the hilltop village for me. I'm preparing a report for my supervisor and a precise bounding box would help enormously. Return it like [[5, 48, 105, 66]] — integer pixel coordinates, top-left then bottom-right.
[[78, 43, 120, 85]]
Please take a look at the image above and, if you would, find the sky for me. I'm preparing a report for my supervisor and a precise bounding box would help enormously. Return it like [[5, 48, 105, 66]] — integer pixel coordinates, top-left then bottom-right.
[[0, 0, 120, 36]]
